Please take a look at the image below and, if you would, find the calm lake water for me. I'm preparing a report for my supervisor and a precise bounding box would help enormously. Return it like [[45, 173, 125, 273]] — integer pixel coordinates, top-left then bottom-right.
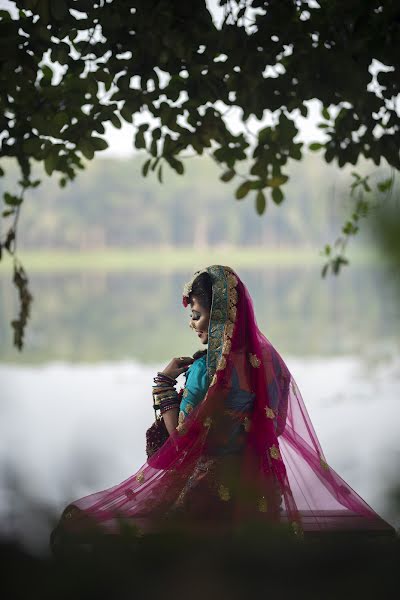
[[0, 264, 399, 554]]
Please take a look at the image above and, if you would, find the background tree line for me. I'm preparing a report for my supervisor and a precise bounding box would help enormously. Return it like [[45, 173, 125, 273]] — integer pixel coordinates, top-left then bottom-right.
[[0, 152, 379, 252]]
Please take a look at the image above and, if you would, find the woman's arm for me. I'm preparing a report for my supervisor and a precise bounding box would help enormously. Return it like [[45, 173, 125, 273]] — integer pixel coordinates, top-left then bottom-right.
[[152, 356, 194, 435], [176, 357, 208, 433], [162, 406, 179, 435]]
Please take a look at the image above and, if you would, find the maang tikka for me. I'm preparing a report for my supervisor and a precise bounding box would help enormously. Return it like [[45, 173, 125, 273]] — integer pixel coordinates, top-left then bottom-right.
[[182, 268, 208, 307]]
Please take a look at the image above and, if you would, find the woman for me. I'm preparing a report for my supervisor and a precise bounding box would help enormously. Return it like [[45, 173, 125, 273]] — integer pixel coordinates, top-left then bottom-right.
[[51, 265, 394, 548]]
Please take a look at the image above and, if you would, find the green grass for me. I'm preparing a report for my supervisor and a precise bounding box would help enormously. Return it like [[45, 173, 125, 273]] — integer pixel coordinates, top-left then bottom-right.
[[0, 246, 384, 273]]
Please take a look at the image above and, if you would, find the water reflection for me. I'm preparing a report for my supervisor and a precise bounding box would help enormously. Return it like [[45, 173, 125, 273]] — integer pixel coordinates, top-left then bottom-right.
[[0, 264, 399, 363]]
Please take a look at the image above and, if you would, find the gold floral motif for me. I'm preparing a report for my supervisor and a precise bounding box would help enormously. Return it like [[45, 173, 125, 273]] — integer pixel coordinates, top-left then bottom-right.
[[216, 355, 227, 371], [227, 272, 238, 287], [257, 496, 268, 512], [182, 388, 189, 399], [228, 305, 237, 322], [320, 457, 329, 471], [226, 322, 235, 338], [243, 416, 251, 432], [222, 338, 231, 355], [265, 407, 275, 419], [218, 484, 231, 501], [203, 416, 213, 428], [212, 309, 223, 321], [182, 269, 208, 299], [213, 282, 224, 296], [229, 287, 238, 304], [136, 471, 145, 483], [176, 410, 187, 434], [269, 444, 281, 460], [210, 373, 217, 386], [186, 404, 193, 414], [248, 353, 261, 368]]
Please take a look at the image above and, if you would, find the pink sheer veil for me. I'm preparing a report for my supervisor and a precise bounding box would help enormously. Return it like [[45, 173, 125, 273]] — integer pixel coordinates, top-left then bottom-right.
[[54, 265, 394, 539]]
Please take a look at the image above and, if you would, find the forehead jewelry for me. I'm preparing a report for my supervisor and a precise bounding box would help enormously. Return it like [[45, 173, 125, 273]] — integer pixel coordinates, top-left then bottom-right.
[[182, 268, 208, 307]]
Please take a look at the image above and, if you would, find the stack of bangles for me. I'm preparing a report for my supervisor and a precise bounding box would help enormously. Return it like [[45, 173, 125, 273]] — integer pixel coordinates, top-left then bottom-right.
[[152, 372, 179, 416]]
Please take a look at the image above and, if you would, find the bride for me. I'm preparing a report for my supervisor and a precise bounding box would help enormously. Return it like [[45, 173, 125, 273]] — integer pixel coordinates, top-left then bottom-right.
[[51, 265, 393, 549]]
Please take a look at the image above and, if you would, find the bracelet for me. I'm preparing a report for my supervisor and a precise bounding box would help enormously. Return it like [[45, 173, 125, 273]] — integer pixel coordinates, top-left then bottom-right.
[[154, 372, 177, 385], [153, 391, 178, 403], [153, 388, 177, 398], [160, 403, 179, 415], [159, 397, 179, 406]]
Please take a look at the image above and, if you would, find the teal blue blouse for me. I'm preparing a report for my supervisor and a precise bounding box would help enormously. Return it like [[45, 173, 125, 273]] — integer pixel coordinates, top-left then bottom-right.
[[179, 354, 208, 418], [178, 353, 255, 455]]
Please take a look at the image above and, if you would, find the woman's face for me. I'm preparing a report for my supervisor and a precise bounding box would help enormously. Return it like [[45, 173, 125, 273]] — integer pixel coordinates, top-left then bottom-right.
[[189, 296, 210, 345]]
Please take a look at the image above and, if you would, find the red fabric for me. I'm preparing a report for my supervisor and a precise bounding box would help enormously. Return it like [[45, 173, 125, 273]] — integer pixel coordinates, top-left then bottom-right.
[[57, 267, 393, 538]]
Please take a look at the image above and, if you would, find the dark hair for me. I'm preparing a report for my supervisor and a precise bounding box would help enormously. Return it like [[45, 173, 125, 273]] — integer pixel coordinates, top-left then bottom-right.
[[189, 271, 213, 312], [189, 272, 212, 362]]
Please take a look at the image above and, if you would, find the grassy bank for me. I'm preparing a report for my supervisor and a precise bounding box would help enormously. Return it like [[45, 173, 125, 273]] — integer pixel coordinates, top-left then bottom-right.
[[0, 247, 384, 273]]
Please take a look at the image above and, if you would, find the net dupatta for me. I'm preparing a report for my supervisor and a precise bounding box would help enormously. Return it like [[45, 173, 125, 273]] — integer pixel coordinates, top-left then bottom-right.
[[58, 266, 394, 538]]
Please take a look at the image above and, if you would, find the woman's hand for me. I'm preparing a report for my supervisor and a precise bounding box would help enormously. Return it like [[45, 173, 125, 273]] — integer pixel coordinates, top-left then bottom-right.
[[162, 356, 194, 380]]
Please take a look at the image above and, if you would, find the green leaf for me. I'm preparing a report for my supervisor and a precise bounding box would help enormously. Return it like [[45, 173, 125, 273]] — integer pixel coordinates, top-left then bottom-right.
[[151, 157, 161, 172], [134, 130, 146, 150], [267, 175, 288, 188], [220, 169, 235, 182], [325, 147, 335, 163], [322, 106, 330, 120], [167, 157, 184, 174], [44, 152, 57, 175], [309, 142, 323, 151], [2, 208, 15, 217], [255, 190, 266, 215], [120, 106, 133, 123], [150, 138, 158, 156], [377, 178, 393, 193], [142, 158, 151, 177], [299, 104, 308, 117], [157, 164, 163, 183], [90, 137, 108, 151], [362, 180, 371, 193], [41, 65, 53, 81], [235, 181, 251, 200], [110, 113, 122, 129], [272, 187, 284, 204], [4, 192, 22, 206], [79, 139, 95, 160]]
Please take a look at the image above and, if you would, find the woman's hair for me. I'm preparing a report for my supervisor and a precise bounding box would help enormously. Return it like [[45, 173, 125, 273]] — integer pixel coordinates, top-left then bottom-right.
[[189, 271, 212, 361], [188, 271, 213, 312]]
